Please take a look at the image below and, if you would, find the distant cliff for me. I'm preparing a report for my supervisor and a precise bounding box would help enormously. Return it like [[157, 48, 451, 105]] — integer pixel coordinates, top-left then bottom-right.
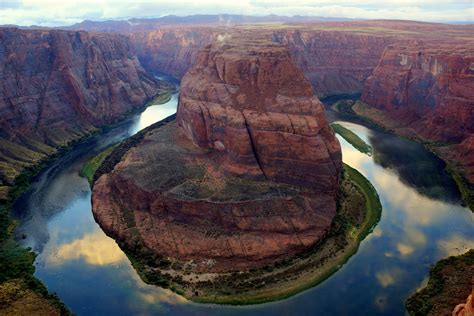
[[361, 41, 474, 144], [360, 39, 474, 203], [272, 30, 395, 97], [0, 28, 166, 196], [130, 28, 217, 78]]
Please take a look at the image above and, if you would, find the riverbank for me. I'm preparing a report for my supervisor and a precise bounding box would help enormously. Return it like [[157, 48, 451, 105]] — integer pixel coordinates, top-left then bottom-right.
[[405, 249, 473, 316], [331, 99, 473, 211], [191, 164, 382, 305], [90, 123, 382, 306], [0, 85, 175, 315], [331, 123, 372, 155]]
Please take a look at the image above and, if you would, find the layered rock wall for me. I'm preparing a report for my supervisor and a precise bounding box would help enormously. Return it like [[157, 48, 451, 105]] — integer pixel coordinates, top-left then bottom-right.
[[130, 28, 217, 78], [0, 28, 163, 192], [361, 41, 474, 185], [177, 39, 342, 192], [272, 30, 395, 97], [361, 41, 474, 143]]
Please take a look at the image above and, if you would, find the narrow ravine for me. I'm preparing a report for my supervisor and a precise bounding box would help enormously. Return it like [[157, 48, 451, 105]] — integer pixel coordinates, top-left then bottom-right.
[[12, 88, 473, 315]]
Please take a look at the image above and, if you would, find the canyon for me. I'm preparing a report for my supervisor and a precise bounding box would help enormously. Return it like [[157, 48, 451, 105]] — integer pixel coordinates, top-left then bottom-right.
[[0, 16, 472, 314], [92, 32, 342, 273], [86, 32, 387, 304], [0, 28, 172, 199], [123, 21, 474, 209]]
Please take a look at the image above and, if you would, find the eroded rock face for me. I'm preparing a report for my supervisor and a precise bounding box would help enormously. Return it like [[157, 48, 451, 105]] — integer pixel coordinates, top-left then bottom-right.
[[177, 38, 342, 192], [0, 28, 164, 190], [361, 41, 474, 187], [453, 292, 474, 316], [92, 37, 342, 273], [130, 28, 217, 79], [361, 41, 474, 144], [272, 30, 395, 97]]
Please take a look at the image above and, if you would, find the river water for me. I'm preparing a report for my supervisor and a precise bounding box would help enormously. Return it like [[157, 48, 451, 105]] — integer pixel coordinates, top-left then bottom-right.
[[12, 85, 473, 315]]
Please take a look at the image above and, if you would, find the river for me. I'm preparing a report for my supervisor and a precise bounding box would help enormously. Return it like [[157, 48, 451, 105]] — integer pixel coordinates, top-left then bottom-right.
[[12, 84, 474, 315]]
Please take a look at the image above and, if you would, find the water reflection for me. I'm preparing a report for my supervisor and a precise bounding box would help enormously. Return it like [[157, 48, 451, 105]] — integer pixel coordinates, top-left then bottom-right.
[[10, 91, 473, 315], [324, 96, 462, 203], [369, 131, 461, 203], [47, 230, 127, 266]]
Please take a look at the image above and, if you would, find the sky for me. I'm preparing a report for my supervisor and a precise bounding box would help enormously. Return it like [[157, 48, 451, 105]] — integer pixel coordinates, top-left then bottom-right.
[[0, 0, 472, 26]]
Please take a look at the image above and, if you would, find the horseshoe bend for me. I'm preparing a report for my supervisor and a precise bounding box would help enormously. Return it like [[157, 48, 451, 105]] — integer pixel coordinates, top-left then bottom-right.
[[90, 33, 381, 303]]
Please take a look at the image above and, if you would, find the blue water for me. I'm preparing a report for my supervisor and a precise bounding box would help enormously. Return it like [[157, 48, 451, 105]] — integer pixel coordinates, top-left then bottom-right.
[[13, 88, 473, 315]]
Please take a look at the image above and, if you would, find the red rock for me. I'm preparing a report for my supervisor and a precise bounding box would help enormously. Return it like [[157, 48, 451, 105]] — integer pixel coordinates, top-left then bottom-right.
[[130, 28, 217, 79], [361, 41, 474, 144], [272, 30, 395, 97], [92, 34, 342, 273], [453, 291, 473, 316], [0, 28, 164, 187], [177, 34, 342, 192]]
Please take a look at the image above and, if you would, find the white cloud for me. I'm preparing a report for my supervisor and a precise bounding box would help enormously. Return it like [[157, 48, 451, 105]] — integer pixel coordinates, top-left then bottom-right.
[[0, 0, 471, 26]]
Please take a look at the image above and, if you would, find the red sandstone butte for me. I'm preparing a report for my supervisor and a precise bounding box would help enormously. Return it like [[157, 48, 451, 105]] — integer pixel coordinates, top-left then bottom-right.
[[177, 36, 342, 192], [92, 35, 342, 273]]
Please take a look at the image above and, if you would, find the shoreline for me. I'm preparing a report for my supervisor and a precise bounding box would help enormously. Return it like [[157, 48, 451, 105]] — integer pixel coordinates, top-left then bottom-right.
[[0, 84, 175, 315], [405, 249, 473, 315], [330, 98, 473, 211], [331, 123, 373, 156], [191, 164, 382, 305], [90, 134, 382, 306]]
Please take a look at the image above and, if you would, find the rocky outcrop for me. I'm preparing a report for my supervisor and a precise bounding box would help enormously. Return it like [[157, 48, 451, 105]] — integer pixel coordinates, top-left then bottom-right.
[[177, 36, 341, 191], [406, 249, 474, 316], [453, 292, 474, 316], [361, 41, 474, 144], [272, 30, 395, 97], [92, 35, 342, 273], [130, 28, 217, 79], [0, 27, 166, 194], [360, 40, 474, 204]]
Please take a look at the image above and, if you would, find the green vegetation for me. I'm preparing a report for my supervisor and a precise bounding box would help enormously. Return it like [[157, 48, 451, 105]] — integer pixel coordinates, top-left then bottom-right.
[[0, 172, 71, 314], [333, 98, 473, 212], [81, 146, 116, 185], [446, 164, 474, 211], [405, 249, 473, 316], [92, 114, 177, 184], [331, 123, 373, 155], [0, 84, 176, 314], [119, 159, 382, 305]]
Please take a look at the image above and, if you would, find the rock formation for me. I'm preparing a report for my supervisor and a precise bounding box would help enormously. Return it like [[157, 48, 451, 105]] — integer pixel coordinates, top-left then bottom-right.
[[361, 41, 474, 144], [130, 28, 217, 79], [272, 30, 395, 97], [177, 36, 342, 191], [453, 291, 474, 316], [0, 27, 168, 196], [360, 39, 474, 204], [92, 34, 342, 273]]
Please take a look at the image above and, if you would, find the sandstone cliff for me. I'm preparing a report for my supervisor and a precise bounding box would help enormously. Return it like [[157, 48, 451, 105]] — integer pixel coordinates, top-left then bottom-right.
[[272, 30, 395, 97], [130, 28, 216, 79], [360, 39, 474, 201], [362, 41, 474, 144], [177, 35, 342, 191], [92, 35, 342, 273], [0, 27, 166, 195]]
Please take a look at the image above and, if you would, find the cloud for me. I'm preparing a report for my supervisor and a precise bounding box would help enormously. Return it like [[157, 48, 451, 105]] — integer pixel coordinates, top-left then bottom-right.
[[0, 0, 471, 26], [437, 234, 474, 258], [47, 230, 127, 266]]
